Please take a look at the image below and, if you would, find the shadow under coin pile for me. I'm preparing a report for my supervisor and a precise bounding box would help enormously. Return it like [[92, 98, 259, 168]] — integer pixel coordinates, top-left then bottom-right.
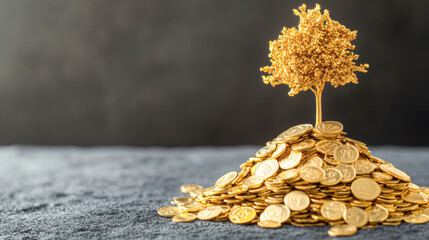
[[158, 121, 429, 237]]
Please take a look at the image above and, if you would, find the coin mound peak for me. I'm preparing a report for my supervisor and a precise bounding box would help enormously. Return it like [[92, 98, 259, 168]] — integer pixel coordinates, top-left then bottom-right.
[[159, 121, 429, 236]]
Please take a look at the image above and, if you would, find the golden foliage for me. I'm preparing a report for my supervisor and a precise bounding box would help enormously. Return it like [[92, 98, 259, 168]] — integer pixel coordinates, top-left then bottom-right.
[[260, 4, 369, 96]]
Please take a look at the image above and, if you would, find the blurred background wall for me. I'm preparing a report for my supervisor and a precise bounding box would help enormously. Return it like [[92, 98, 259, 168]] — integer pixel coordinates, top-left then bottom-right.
[[0, 0, 427, 146]]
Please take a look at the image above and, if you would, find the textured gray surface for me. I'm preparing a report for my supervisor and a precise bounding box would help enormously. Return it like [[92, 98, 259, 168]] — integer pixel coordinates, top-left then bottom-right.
[[0, 146, 428, 239]]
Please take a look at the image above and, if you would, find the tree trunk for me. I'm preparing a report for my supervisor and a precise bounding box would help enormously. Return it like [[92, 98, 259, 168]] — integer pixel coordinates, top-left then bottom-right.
[[315, 91, 322, 126]]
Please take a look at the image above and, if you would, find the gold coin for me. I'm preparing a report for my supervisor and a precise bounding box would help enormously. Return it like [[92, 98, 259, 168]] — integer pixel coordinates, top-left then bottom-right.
[[279, 151, 302, 169], [352, 159, 376, 175], [158, 206, 181, 217], [366, 205, 389, 223], [255, 159, 279, 180], [243, 175, 264, 189], [407, 183, 420, 192], [351, 178, 380, 201], [421, 186, 429, 195], [284, 190, 310, 211], [298, 156, 323, 169], [321, 201, 347, 221], [277, 169, 300, 181], [292, 139, 315, 152], [423, 207, 429, 217], [282, 124, 313, 139], [300, 166, 325, 183], [371, 171, 392, 181], [320, 168, 342, 186], [172, 197, 193, 205], [215, 172, 238, 188], [335, 164, 357, 183], [315, 121, 343, 134], [172, 213, 197, 223], [260, 204, 291, 223], [271, 143, 287, 159], [180, 184, 204, 194], [333, 145, 359, 164], [197, 206, 222, 220], [257, 220, 282, 228], [229, 206, 257, 224], [255, 143, 276, 158], [402, 191, 428, 204], [380, 163, 411, 182], [315, 140, 342, 155], [404, 214, 429, 224], [327, 224, 357, 237], [343, 207, 369, 228], [181, 202, 205, 212]]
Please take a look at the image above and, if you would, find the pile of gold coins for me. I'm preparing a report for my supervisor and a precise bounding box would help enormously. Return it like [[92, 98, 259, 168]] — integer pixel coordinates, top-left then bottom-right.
[[158, 121, 429, 236]]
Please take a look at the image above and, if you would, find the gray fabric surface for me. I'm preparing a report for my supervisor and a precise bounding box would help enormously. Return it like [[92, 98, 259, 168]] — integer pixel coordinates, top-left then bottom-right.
[[0, 146, 428, 239]]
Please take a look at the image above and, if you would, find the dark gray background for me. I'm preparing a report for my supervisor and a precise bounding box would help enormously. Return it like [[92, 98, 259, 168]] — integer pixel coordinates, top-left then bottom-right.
[[0, 0, 427, 146]]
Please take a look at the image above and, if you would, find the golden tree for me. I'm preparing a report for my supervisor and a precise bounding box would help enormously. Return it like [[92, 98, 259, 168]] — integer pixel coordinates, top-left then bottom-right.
[[261, 4, 369, 125]]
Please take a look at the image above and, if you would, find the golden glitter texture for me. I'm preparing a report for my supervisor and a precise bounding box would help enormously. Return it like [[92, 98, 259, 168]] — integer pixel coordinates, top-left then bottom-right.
[[260, 4, 369, 125]]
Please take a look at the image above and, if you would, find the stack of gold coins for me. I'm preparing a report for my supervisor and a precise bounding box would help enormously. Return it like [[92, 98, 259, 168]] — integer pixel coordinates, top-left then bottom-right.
[[158, 121, 429, 236]]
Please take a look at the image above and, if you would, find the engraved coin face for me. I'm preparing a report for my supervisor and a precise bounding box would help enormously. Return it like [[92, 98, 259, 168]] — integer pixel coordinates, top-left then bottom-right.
[[158, 206, 181, 217], [366, 205, 389, 223], [343, 207, 368, 227], [260, 204, 291, 223], [197, 206, 222, 220], [328, 224, 357, 237], [299, 156, 323, 169], [316, 121, 343, 134], [243, 175, 264, 189], [402, 191, 428, 204], [255, 159, 279, 180], [351, 178, 381, 201], [321, 201, 346, 221], [255, 143, 276, 158], [333, 145, 359, 164], [229, 206, 257, 224], [284, 190, 310, 211], [279, 151, 302, 169], [320, 168, 342, 186], [316, 140, 342, 155], [215, 172, 238, 188], [300, 166, 325, 183], [283, 124, 313, 138], [335, 164, 357, 183], [352, 159, 376, 175], [292, 139, 315, 152], [276, 169, 300, 181]]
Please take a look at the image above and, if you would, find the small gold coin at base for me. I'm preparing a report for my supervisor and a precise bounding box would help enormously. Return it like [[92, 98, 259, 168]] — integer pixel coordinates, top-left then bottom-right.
[[284, 190, 310, 211], [197, 206, 222, 220], [158, 206, 181, 217], [172, 213, 197, 223], [260, 204, 291, 223], [321, 201, 347, 221], [257, 220, 282, 228], [404, 214, 429, 224], [328, 224, 358, 237], [229, 206, 257, 224], [344, 207, 368, 228]]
